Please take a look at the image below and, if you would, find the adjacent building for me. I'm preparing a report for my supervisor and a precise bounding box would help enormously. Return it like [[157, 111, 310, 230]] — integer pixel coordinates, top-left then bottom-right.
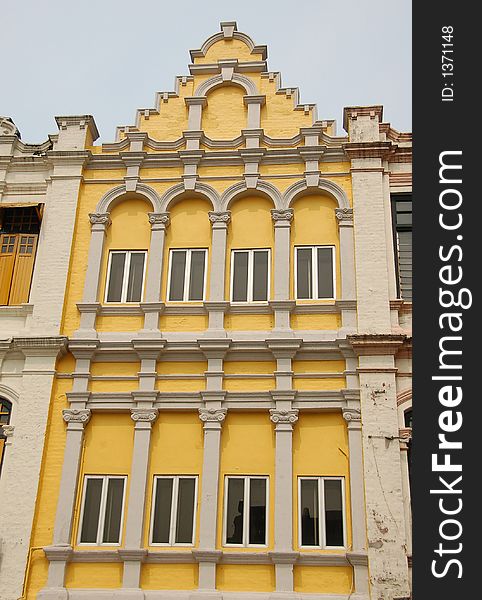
[[0, 22, 412, 600]]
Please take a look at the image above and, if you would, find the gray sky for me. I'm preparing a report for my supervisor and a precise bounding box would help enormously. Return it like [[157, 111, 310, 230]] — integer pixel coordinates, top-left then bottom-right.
[[2, 0, 411, 144]]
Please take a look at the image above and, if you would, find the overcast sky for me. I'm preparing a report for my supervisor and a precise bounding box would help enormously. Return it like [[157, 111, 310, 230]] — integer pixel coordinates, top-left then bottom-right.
[[2, 0, 411, 144]]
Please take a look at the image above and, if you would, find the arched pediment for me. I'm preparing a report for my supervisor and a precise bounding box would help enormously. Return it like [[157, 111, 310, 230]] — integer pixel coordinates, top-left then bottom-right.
[[283, 178, 350, 210], [95, 184, 163, 214], [193, 73, 258, 98], [220, 180, 282, 211]]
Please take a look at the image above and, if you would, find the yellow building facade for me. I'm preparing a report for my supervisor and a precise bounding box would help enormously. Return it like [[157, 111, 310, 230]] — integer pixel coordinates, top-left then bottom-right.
[[3, 22, 412, 600]]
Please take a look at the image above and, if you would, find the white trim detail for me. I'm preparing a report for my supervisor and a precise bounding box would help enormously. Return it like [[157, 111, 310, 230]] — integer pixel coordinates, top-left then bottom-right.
[[220, 180, 282, 211], [283, 178, 350, 210], [193, 73, 259, 97], [95, 183, 163, 214]]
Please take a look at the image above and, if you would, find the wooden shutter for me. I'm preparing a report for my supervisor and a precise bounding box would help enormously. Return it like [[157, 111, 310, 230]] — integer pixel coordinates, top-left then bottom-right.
[[8, 234, 38, 305], [0, 234, 19, 305]]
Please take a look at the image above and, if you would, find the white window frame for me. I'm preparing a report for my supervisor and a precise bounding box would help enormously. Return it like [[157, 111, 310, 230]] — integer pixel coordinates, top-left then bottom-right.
[[104, 250, 147, 303], [294, 245, 336, 300], [230, 248, 271, 303], [149, 475, 198, 547], [223, 475, 269, 548], [297, 476, 346, 550], [166, 248, 208, 303], [77, 475, 127, 546]]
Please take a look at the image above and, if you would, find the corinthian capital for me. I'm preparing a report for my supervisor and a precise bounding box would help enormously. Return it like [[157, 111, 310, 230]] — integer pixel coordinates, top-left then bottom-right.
[[271, 209, 293, 223], [89, 213, 111, 228], [198, 408, 227, 423], [130, 408, 159, 423], [269, 408, 299, 424], [62, 408, 91, 424]]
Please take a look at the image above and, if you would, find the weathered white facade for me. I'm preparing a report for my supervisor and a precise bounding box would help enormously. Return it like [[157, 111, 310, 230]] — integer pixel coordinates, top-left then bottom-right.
[[0, 115, 99, 600]]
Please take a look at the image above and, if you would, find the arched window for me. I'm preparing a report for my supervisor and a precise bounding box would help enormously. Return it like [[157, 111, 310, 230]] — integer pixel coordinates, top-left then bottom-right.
[[0, 398, 12, 475]]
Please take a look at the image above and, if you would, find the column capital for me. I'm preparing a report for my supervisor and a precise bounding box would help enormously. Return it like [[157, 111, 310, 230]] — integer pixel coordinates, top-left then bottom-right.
[[269, 408, 299, 425], [271, 209, 293, 225], [185, 96, 208, 108], [89, 213, 111, 230], [0, 424, 14, 438], [148, 212, 170, 228], [342, 407, 361, 425], [399, 427, 412, 450], [243, 95, 266, 107], [198, 407, 227, 423], [62, 408, 91, 425], [208, 211, 231, 226], [335, 207, 354, 225], [130, 408, 159, 423]]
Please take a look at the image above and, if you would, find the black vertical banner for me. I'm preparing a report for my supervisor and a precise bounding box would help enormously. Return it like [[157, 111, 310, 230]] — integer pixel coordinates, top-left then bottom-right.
[[413, 3, 477, 599]]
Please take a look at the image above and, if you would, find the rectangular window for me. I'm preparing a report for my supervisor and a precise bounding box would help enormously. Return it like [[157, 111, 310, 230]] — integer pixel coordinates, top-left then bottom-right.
[[231, 249, 270, 302], [105, 250, 146, 303], [224, 476, 268, 546], [391, 194, 412, 301], [167, 249, 207, 302], [79, 476, 126, 545], [295, 246, 335, 300], [150, 476, 198, 545], [299, 477, 345, 548]]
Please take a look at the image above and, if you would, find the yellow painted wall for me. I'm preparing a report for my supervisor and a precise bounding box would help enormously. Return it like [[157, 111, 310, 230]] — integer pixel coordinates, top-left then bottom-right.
[[290, 193, 342, 300], [203, 86, 247, 139], [145, 413, 203, 548], [294, 566, 353, 594], [65, 563, 123, 589], [223, 360, 276, 392], [225, 196, 275, 301], [72, 413, 134, 550], [161, 197, 212, 303], [98, 197, 152, 304], [291, 313, 341, 330], [195, 38, 254, 64], [218, 412, 275, 551], [217, 565, 275, 592], [293, 413, 351, 551], [141, 564, 198, 590], [24, 366, 71, 599]]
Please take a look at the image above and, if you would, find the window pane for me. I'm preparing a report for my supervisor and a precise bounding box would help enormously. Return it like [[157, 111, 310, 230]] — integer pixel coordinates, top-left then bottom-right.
[[188, 251, 206, 301], [152, 478, 173, 543], [80, 478, 103, 543], [324, 480, 344, 546], [106, 253, 126, 302], [252, 251, 269, 301], [169, 251, 187, 301], [232, 252, 248, 302], [300, 479, 319, 546], [249, 478, 266, 544], [317, 248, 334, 298], [226, 478, 244, 544], [126, 253, 145, 302], [102, 478, 124, 543], [296, 248, 312, 299], [175, 478, 196, 544]]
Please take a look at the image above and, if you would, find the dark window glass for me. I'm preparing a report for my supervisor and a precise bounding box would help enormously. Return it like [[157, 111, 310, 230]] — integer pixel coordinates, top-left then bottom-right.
[[300, 479, 319, 546], [317, 247, 334, 298], [226, 478, 244, 544], [188, 251, 206, 301], [102, 478, 124, 543], [152, 478, 173, 544], [106, 253, 126, 302], [324, 480, 344, 546], [232, 252, 249, 302], [0, 207, 40, 234], [249, 478, 266, 544], [296, 248, 312, 299], [392, 194, 412, 301], [169, 251, 187, 301], [126, 253, 145, 302], [80, 478, 103, 543], [175, 478, 196, 544], [253, 251, 269, 301]]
